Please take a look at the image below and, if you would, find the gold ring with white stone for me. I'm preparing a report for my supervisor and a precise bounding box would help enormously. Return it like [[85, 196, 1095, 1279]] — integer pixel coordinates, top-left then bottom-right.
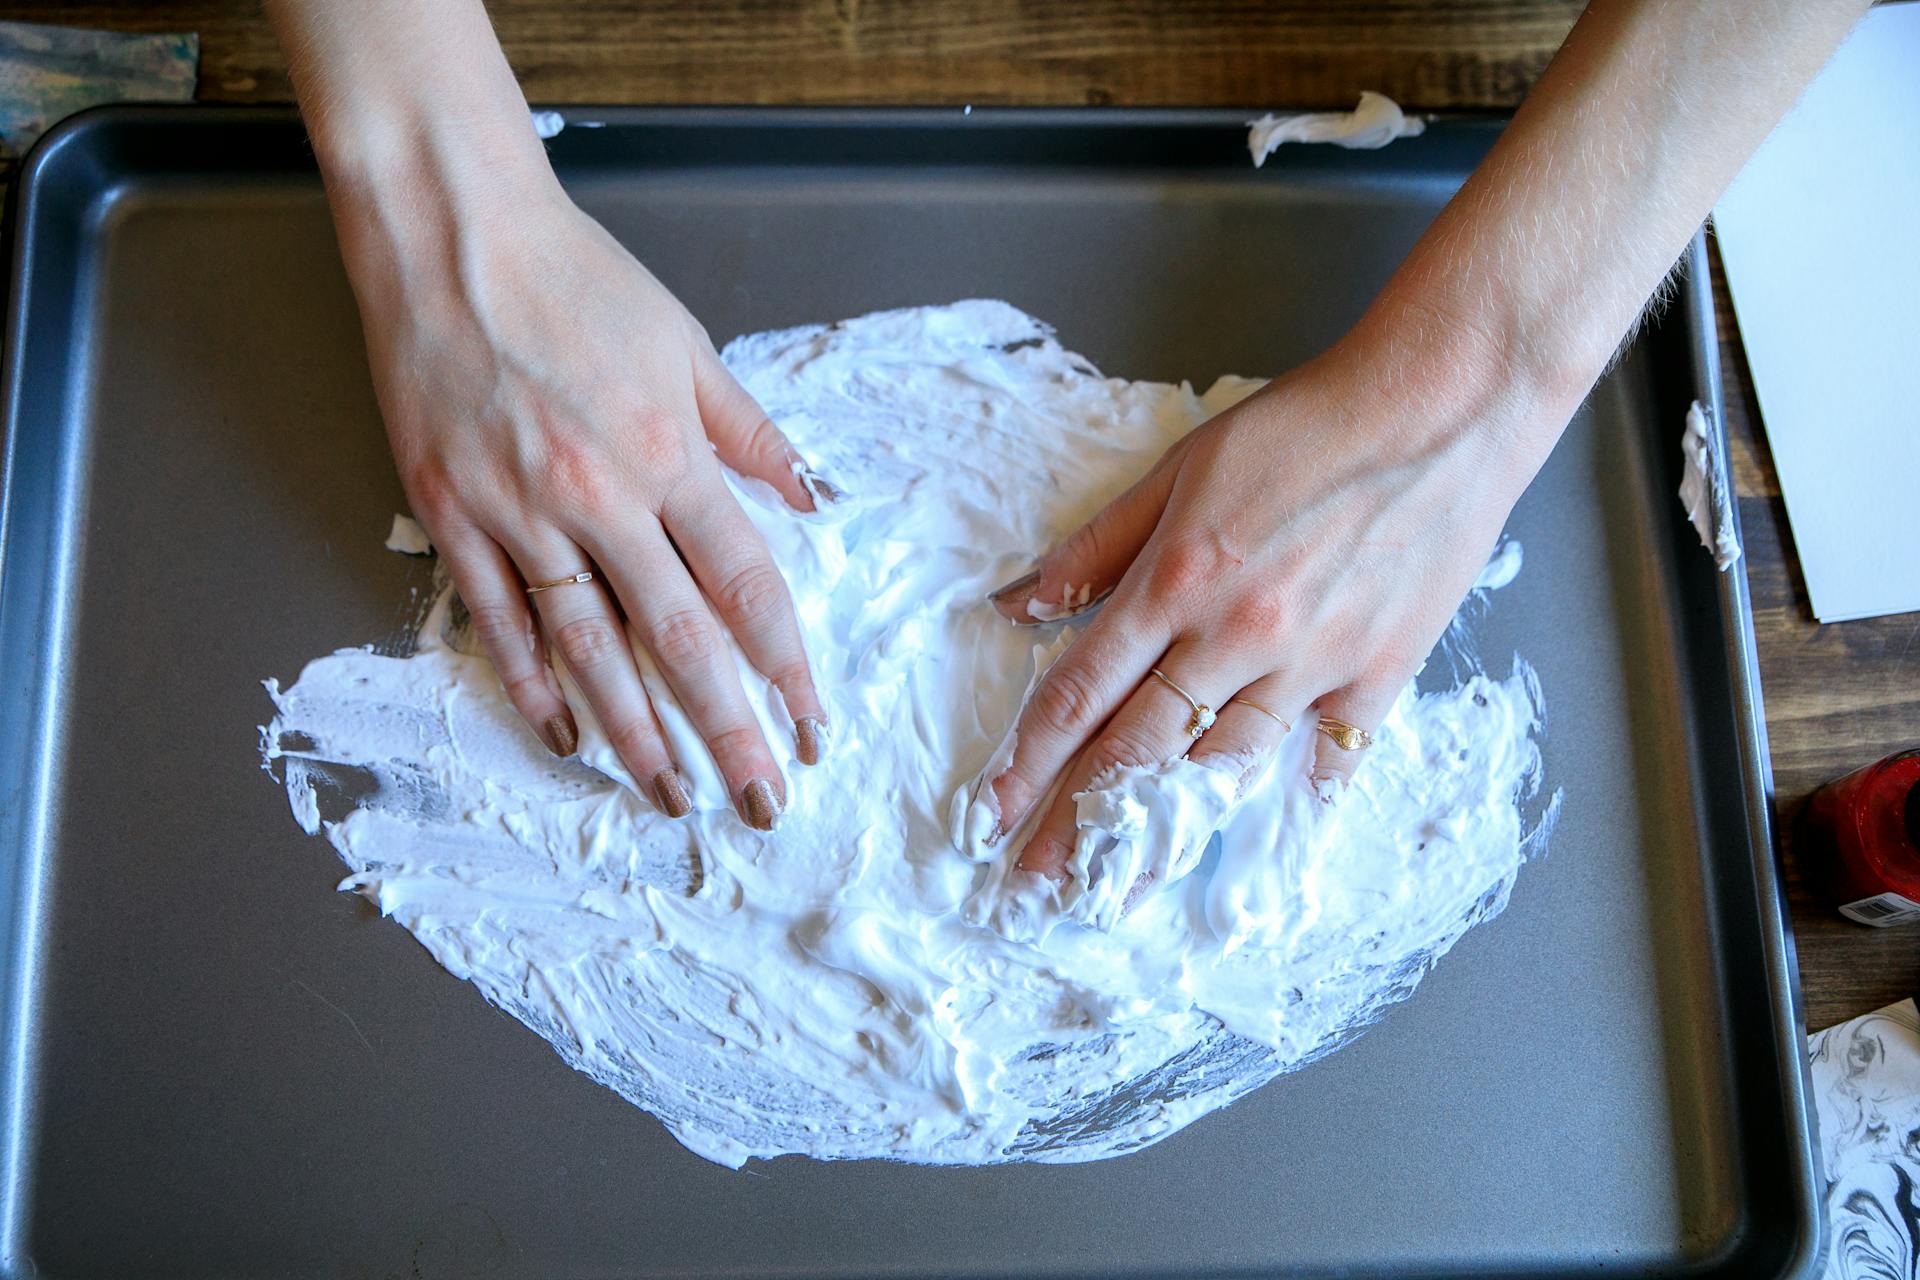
[[1315, 716, 1373, 751], [525, 571, 594, 595], [1150, 668, 1215, 739]]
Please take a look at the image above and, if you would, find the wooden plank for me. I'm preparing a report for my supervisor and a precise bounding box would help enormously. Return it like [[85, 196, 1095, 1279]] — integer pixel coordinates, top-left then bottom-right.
[[1712, 245, 1920, 1029], [10, 1, 1580, 107], [12, 0, 1914, 1029]]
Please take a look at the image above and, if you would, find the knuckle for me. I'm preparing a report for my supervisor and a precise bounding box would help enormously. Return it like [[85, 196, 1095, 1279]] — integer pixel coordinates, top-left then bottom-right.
[[1221, 590, 1286, 638], [704, 723, 767, 768], [648, 606, 722, 668], [404, 460, 461, 525], [743, 415, 789, 464], [1363, 640, 1422, 689], [499, 667, 554, 707], [538, 432, 607, 508], [1029, 662, 1104, 735], [468, 605, 534, 661], [766, 661, 815, 697], [1057, 521, 1114, 580], [628, 408, 692, 476], [605, 715, 662, 765], [1096, 723, 1169, 772], [713, 561, 790, 630], [1148, 534, 1236, 603], [552, 614, 628, 672], [543, 409, 693, 501]]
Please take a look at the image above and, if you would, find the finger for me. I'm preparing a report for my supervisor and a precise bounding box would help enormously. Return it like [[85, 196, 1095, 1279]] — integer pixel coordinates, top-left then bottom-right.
[[664, 475, 828, 765], [433, 523, 577, 759], [984, 595, 1173, 843], [1310, 680, 1401, 799], [693, 348, 833, 512], [988, 445, 1185, 624], [1015, 643, 1235, 881], [581, 516, 788, 831], [507, 532, 692, 819], [1187, 672, 1303, 799]]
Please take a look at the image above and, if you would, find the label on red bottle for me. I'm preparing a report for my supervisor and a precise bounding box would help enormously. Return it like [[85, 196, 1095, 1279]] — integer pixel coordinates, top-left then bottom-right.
[[1838, 891, 1920, 928]]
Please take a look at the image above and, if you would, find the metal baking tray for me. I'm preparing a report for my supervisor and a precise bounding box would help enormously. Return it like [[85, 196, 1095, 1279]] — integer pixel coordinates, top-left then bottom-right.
[[0, 106, 1817, 1278]]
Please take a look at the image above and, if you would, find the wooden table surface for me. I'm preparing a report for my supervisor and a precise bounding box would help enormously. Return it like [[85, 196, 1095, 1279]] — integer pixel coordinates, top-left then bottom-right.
[[13, 1, 1916, 1029]]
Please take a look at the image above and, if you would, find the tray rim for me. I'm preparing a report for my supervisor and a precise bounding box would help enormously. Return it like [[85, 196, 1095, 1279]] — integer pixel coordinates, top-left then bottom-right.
[[0, 103, 1821, 1279], [1675, 234, 1823, 1277]]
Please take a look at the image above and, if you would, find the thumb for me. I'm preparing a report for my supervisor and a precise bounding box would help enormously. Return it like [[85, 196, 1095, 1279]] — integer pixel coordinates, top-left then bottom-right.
[[989, 449, 1182, 623], [693, 348, 835, 512]]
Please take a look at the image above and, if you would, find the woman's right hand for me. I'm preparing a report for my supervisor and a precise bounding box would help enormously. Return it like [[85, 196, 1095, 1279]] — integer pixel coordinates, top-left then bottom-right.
[[332, 153, 828, 831]]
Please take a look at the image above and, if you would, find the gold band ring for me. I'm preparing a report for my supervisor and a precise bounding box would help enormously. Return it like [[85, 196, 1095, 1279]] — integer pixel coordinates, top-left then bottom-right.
[[1230, 698, 1291, 734], [525, 571, 595, 595], [1316, 716, 1373, 751], [1150, 668, 1216, 739]]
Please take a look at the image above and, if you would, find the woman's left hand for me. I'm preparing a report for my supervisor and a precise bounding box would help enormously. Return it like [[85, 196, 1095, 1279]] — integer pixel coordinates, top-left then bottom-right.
[[979, 313, 1559, 880]]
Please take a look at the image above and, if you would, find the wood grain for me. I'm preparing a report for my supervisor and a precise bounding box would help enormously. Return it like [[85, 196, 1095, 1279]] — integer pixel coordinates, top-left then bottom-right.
[[12, 0, 1916, 1029], [10, 1, 1582, 107], [1712, 245, 1920, 1027]]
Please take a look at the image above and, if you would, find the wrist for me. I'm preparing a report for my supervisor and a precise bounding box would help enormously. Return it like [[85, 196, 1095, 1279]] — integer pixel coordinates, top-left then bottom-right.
[[1366, 268, 1601, 405], [1335, 284, 1575, 499], [316, 99, 558, 224], [317, 109, 565, 309], [269, 0, 558, 263]]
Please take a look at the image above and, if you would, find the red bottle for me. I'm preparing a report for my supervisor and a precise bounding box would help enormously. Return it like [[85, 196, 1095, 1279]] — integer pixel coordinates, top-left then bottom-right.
[[1798, 747, 1920, 927]]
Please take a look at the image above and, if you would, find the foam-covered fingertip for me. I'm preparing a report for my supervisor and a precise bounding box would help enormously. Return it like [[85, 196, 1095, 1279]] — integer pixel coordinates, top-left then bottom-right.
[[986, 567, 1041, 619]]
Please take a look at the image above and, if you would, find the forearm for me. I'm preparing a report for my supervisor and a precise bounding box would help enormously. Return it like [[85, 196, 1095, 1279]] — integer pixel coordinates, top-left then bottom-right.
[[265, 0, 558, 276], [1358, 0, 1869, 478]]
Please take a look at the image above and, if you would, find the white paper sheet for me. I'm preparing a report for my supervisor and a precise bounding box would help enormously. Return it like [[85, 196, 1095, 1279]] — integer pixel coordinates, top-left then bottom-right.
[[1712, 4, 1920, 623], [1808, 998, 1920, 1278]]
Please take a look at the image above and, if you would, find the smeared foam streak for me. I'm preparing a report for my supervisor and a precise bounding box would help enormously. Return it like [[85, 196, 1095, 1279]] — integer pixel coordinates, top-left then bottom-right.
[[261, 301, 1552, 1168], [1247, 91, 1426, 167]]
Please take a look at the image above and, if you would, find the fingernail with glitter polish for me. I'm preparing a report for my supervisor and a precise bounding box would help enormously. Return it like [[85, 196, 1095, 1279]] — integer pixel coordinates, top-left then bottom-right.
[[742, 778, 782, 831], [795, 716, 829, 766], [957, 787, 1003, 857], [987, 568, 1041, 611], [970, 773, 1025, 850], [545, 713, 578, 757], [653, 767, 693, 819], [801, 466, 846, 505]]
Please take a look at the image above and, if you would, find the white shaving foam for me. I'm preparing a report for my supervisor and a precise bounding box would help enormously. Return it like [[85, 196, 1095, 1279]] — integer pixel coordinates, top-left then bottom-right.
[[383, 513, 432, 556], [1679, 400, 1742, 570], [261, 300, 1551, 1168], [1247, 92, 1426, 167]]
